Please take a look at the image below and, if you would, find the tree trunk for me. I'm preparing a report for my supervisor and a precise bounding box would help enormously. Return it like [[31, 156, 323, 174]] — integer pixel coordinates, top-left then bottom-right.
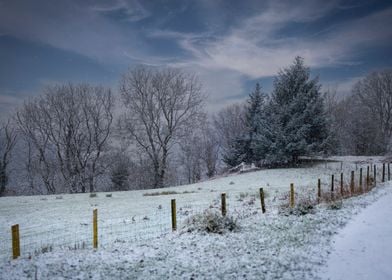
[[89, 177, 94, 193]]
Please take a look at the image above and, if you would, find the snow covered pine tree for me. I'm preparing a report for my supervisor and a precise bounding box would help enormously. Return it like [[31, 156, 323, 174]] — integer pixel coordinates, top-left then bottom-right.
[[255, 57, 330, 166], [223, 83, 266, 167]]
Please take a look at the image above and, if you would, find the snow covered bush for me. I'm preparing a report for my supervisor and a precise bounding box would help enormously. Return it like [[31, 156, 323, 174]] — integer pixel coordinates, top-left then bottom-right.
[[327, 200, 343, 210], [279, 195, 317, 216], [183, 209, 239, 234]]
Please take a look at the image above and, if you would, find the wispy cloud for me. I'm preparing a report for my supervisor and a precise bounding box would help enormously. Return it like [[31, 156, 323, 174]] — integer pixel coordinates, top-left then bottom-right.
[[152, 1, 391, 79], [0, 0, 149, 63]]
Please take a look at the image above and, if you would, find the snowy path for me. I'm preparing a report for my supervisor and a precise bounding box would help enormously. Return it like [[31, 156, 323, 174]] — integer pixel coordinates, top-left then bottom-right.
[[322, 188, 392, 280]]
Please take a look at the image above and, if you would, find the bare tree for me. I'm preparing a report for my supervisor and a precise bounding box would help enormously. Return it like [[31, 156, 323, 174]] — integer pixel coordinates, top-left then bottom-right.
[[199, 121, 220, 178], [16, 83, 114, 193], [353, 70, 392, 152], [213, 103, 246, 162], [179, 132, 202, 184], [119, 66, 204, 188], [0, 120, 17, 196]]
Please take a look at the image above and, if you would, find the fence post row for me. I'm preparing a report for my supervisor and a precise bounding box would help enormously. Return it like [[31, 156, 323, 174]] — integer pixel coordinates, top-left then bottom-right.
[[171, 199, 177, 231], [8, 161, 387, 260], [93, 209, 98, 249], [11, 224, 20, 259], [259, 188, 266, 214]]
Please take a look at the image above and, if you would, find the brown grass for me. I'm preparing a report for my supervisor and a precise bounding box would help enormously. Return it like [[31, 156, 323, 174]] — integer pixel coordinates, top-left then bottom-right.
[[143, 190, 196, 196]]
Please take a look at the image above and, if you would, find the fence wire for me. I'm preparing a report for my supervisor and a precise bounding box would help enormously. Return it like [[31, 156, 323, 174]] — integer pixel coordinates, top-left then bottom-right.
[[0, 162, 389, 262]]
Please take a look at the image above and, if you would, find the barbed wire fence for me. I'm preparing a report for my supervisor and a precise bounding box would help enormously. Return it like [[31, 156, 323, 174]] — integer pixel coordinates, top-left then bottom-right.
[[0, 161, 390, 262]]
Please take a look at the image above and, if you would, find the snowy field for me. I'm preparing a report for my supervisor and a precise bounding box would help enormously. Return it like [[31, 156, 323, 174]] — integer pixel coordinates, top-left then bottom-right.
[[0, 156, 390, 279]]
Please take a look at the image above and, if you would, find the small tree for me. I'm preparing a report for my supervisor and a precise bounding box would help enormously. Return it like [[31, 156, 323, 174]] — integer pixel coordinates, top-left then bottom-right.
[[200, 122, 220, 178], [110, 156, 130, 191], [179, 132, 202, 184], [214, 104, 247, 167]]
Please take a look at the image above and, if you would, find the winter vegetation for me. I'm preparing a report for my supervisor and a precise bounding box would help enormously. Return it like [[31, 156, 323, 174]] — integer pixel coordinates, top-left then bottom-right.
[[0, 157, 391, 279], [0, 58, 391, 196]]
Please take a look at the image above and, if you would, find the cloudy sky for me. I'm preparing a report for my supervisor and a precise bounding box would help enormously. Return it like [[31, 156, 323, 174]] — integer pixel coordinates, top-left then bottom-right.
[[0, 0, 391, 117]]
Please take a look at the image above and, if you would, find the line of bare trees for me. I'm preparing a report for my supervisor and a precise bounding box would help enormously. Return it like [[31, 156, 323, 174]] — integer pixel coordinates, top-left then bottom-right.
[[0, 65, 391, 196], [326, 69, 392, 155], [0, 120, 17, 196], [15, 84, 114, 194]]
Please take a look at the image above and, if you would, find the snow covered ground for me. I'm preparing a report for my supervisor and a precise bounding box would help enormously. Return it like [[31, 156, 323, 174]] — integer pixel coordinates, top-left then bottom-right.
[[321, 189, 392, 280], [0, 157, 390, 279]]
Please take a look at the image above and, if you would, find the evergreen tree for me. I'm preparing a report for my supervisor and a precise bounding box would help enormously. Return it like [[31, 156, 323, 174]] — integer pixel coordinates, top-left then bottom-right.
[[243, 83, 266, 164], [222, 83, 266, 167], [256, 57, 330, 165], [222, 137, 247, 167]]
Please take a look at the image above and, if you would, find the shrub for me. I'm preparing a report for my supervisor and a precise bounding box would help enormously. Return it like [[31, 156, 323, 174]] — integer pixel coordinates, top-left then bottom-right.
[[143, 191, 178, 196], [328, 200, 343, 210], [183, 209, 239, 234], [34, 245, 53, 255], [279, 195, 317, 216], [89, 193, 97, 198], [143, 190, 196, 196]]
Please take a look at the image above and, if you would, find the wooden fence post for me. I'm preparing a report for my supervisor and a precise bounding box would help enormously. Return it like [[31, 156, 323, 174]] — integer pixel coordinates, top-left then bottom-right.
[[11, 224, 20, 259], [221, 193, 227, 216], [359, 168, 363, 192], [259, 188, 266, 213], [317, 179, 321, 202], [93, 209, 98, 249], [367, 166, 370, 189], [331, 174, 334, 200], [374, 165, 377, 187], [290, 183, 295, 208], [382, 163, 385, 183], [340, 173, 344, 196], [350, 171, 355, 194], [171, 199, 177, 231], [388, 163, 390, 181]]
